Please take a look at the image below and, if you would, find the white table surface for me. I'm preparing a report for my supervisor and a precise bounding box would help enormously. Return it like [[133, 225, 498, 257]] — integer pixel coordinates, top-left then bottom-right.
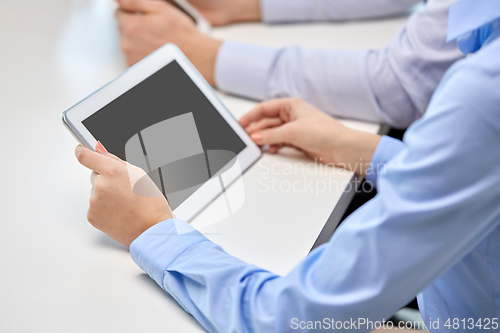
[[0, 1, 407, 332]]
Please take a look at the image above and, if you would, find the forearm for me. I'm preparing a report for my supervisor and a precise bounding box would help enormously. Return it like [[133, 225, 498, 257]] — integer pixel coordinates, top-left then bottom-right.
[[216, 42, 414, 126], [131, 218, 413, 333], [334, 130, 382, 177], [216, 43, 388, 123], [130, 219, 280, 332]]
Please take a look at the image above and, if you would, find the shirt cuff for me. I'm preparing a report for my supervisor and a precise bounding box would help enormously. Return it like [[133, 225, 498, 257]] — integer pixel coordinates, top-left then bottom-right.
[[129, 218, 208, 288], [215, 41, 279, 101], [366, 136, 405, 188], [261, 0, 312, 23]]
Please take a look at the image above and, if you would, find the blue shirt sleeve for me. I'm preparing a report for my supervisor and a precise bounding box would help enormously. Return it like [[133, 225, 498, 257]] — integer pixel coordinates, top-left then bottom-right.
[[131, 40, 500, 333], [366, 136, 405, 188], [130, 219, 208, 288]]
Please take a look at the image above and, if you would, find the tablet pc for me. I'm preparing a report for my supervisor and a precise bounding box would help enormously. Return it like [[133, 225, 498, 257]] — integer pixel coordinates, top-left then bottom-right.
[[62, 44, 261, 222]]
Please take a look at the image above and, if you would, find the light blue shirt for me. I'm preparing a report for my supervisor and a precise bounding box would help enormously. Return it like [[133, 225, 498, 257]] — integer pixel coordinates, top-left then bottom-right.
[[130, 2, 500, 332], [259, 0, 423, 23], [215, 0, 464, 128]]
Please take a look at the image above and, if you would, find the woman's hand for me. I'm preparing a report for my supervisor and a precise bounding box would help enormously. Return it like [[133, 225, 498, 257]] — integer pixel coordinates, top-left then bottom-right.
[[186, 0, 261, 26], [75, 142, 173, 247], [239, 98, 382, 176]]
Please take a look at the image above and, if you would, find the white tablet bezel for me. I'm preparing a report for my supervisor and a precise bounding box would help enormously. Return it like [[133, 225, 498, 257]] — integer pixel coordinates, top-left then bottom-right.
[[62, 43, 261, 222]]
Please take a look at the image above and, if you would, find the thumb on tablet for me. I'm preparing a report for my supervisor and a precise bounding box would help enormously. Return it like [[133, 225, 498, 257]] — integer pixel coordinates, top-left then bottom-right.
[[95, 141, 126, 164], [75, 145, 117, 175], [95, 141, 108, 154], [94, 142, 160, 197]]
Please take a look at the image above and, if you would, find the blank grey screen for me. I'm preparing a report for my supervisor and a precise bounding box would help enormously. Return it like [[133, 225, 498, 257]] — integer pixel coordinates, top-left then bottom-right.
[[82, 60, 246, 209]]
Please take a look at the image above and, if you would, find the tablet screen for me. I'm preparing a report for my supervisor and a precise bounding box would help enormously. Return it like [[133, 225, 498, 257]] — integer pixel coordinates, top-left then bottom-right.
[[82, 60, 247, 209]]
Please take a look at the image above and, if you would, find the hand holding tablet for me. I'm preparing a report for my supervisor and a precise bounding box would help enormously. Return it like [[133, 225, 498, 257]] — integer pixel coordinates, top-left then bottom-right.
[[75, 142, 173, 246], [63, 44, 261, 223]]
